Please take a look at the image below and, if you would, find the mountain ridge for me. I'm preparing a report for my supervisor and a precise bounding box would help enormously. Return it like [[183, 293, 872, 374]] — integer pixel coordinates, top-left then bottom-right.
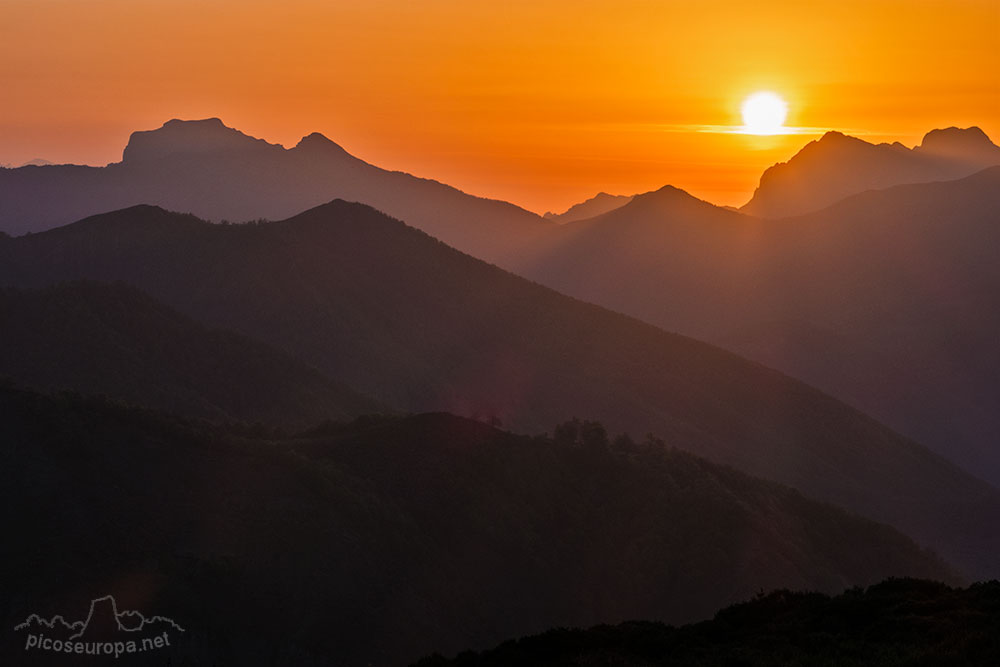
[[0, 118, 550, 266], [122, 117, 284, 163], [544, 192, 634, 223], [413, 579, 1000, 667], [741, 126, 1000, 217], [0, 385, 960, 666], [511, 167, 1000, 486], [0, 280, 382, 428], [2, 200, 998, 579]]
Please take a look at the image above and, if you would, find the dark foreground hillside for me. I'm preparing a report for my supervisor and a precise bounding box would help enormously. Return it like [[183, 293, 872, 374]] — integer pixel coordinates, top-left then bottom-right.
[[0, 386, 953, 666], [415, 579, 1000, 667]]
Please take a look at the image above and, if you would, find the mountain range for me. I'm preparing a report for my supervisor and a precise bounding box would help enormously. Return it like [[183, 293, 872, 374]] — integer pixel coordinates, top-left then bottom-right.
[[0, 118, 549, 262], [4, 120, 996, 257], [541, 126, 1000, 223], [511, 167, 1000, 484], [1, 201, 998, 580], [3, 116, 999, 664], [740, 126, 1000, 217]]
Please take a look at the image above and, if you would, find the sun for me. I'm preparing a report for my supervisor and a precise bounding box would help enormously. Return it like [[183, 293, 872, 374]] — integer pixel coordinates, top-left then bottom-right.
[[741, 92, 788, 135]]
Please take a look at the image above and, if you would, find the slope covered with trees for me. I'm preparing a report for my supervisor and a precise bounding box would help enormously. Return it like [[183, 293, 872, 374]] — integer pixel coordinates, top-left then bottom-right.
[[0, 386, 955, 666], [415, 578, 1000, 667]]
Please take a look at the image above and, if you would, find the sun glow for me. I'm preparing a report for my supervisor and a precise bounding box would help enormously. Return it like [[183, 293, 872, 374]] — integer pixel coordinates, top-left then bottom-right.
[[741, 92, 788, 135]]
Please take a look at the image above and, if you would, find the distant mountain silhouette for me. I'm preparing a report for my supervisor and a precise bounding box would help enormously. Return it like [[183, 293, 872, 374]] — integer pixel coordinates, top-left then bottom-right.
[[1, 201, 998, 579], [741, 126, 1000, 217], [511, 168, 1000, 487], [0, 281, 381, 428], [122, 117, 280, 163], [0, 386, 957, 666], [543, 192, 633, 223], [920, 126, 1000, 162], [0, 117, 549, 261]]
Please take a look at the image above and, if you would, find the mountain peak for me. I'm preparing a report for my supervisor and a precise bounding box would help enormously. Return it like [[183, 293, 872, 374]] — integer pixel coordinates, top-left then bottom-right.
[[818, 130, 850, 143], [296, 131, 333, 146], [165, 117, 224, 129], [122, 118, 280, 163], [742, 124, 1000, 218], [921, 125, 990, 145], [543, 192, 634, 223], [810, 130, 873, 151], [292, 132, 351, 157], [918, 126, 999, 161], [636, 183, 704, 205], [612, 183, 728, 220]]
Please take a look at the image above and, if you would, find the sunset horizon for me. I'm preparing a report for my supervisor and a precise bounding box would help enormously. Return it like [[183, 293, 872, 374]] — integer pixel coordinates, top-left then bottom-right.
[[3, 1, 997, 213], [3, 2, 1000, 665], [3, 115, 997, 214]]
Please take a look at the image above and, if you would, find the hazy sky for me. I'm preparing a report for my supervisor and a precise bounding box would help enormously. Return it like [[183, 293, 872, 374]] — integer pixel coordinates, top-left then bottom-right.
[[2, 0, 998, 212]]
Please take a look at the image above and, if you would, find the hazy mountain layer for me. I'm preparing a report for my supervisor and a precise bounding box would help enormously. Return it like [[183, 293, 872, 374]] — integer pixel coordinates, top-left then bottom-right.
[[0, 387, 956, 666], [741, 127, 1000, 217], [544, 192, 634, 223], [0, 202, 997, 579], [0, 118, 550, 261], [512, 168, 1000, 485], [0, 281, 381, 429]]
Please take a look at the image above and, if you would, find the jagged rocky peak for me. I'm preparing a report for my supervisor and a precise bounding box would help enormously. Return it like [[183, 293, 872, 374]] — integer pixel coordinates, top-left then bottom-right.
[[918, 126, 1000, 161], [121, 118, 281, 163]]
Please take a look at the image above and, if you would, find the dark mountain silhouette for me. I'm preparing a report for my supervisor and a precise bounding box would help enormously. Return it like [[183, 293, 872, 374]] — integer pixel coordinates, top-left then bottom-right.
[[122, 117, 280, 162], [741, 126, 1000, 217], [543, 192, 634, 223], [0, 386, 957, 666], [510, 167, 1000, 486], [6, 118, 993, 274], [0, 118, 548, 261], [0, 202, 998, 579], [414, 579, 1000, 667], [919, 126, 1000, 162], [0, 281, 381, 429]]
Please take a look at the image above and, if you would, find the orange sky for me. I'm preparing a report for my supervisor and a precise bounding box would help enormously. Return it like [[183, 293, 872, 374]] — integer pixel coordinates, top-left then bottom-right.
[[2, 0, 998, 213]]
